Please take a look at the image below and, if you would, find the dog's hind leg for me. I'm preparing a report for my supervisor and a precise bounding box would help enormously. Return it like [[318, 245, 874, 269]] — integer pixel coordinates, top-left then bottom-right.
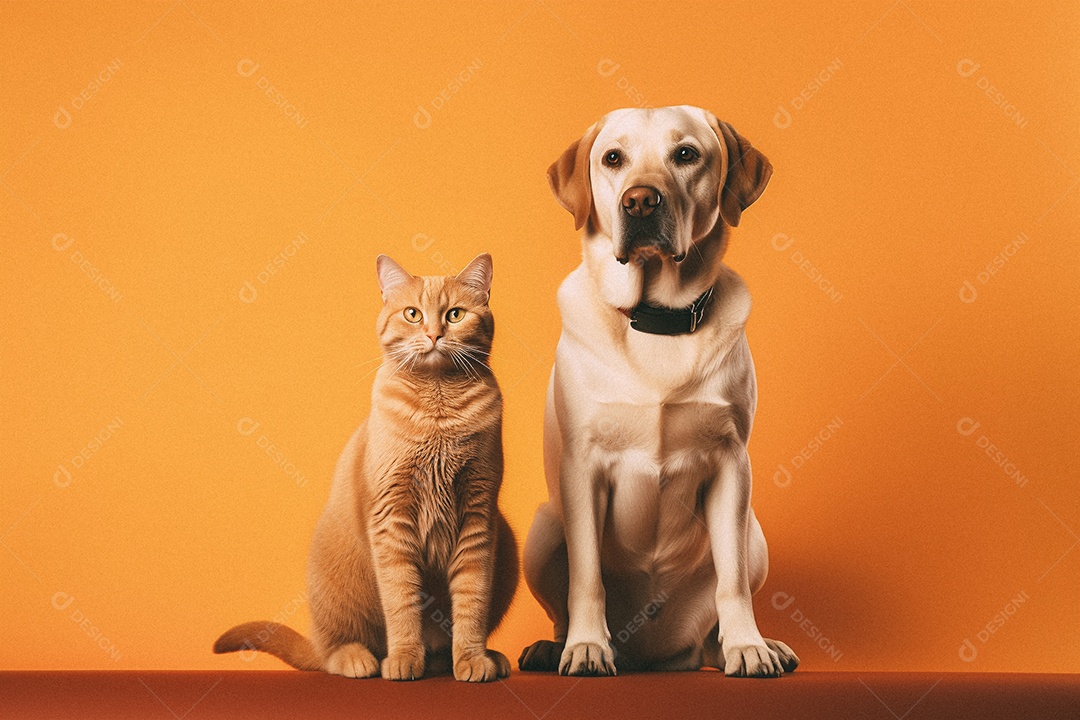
[[518, 502, 569, 671], [748, 510, 798, 671], [748, 508, 769, 595], [702, 623, 724, 671]]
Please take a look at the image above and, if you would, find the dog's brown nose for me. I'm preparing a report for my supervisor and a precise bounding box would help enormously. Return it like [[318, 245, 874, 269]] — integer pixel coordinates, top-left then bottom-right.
[[621, 186, 661, 218]]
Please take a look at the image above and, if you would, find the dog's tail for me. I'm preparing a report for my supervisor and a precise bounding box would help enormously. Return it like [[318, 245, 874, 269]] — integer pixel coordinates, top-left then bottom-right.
[[213, 622, 322, 671]]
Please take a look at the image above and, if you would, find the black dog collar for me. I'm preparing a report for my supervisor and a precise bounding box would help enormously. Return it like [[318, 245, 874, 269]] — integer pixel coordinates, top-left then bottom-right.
[[621, 286, 715, 335]]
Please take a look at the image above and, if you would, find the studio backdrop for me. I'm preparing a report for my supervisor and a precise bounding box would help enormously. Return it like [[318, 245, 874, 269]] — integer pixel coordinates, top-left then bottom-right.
[[3, 0, 1077, 674]]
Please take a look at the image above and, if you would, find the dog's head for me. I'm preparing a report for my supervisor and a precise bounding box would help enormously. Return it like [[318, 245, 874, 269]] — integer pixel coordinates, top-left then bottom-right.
[[548, 106, 772, 265]]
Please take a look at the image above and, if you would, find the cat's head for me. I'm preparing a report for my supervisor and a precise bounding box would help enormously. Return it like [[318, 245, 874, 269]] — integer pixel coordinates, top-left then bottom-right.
[[375, 253, 495, 376]]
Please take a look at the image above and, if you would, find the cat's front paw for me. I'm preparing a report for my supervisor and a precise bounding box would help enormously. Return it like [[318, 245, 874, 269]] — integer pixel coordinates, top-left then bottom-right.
[[454, 650, 509, 682], [325, 643, 379, 678], [382, 648, 425, 681]]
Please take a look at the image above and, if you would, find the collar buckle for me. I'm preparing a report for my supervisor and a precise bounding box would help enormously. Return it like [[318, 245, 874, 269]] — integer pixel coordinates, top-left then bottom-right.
[[688, 287, 714, 334]]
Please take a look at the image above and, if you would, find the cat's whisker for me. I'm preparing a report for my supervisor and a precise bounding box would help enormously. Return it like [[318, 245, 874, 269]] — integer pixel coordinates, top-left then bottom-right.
[[356, 347, 412, 378], [456, 345, 489, 361], [449, 348, 475, 381], [454, 349, 482, 382], [462, 361, 484, 382], [350, 352, 391, 370], [465, 348, 493, 358], [456, 348, 493, 374], [443, 340, 477, 356], [450, 352, 475, 381], [383, 348, 410, 362], [386, 350, 419, 382], [457, 349, 493, 366], [385, 348, 413, 370], [442, 340, 493, 358], [358, 362, 389, 382]]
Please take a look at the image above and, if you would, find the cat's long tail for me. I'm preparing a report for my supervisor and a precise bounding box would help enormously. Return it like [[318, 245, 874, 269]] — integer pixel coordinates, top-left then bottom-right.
[[213, 622, 323, 671]]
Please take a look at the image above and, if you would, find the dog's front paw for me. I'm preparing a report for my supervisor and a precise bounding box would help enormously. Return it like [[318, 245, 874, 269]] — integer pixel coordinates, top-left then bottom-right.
[[722, 639, 784, 678], [765, 638, 799, 673], [325, 643, 379, 678], [381, 647, 425, 681], [559, 642, 616, 676], [453, 650, 509, 682]]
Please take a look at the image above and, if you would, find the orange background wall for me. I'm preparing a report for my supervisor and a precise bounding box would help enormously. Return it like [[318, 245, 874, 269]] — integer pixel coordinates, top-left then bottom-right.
[[3, 1, 1078, 673]]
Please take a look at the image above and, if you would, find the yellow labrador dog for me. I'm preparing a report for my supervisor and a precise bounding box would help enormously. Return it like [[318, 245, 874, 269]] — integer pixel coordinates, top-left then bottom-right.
[[519, 106, 799, 678]]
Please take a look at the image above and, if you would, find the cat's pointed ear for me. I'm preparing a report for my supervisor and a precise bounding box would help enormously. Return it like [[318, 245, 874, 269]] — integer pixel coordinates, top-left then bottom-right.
[[456, 253, 493, 300], [376, 255, 414, 299]]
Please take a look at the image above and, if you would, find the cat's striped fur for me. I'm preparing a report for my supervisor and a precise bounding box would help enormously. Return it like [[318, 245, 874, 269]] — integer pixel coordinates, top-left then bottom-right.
[[215, 253, 518, 681]]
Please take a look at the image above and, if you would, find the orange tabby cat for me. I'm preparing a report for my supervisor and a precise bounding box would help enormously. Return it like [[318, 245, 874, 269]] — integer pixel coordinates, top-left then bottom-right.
[[215, 253, 518, 682]]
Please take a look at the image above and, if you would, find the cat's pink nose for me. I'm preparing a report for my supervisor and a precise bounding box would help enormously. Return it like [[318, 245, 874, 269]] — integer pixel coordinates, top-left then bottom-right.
[[427, 333, 441, 346]]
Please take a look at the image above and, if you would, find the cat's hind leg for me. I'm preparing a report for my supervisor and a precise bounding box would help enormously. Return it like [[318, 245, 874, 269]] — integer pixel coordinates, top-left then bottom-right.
[[308, 426, 390, 679], [488, 512, 520, 633]]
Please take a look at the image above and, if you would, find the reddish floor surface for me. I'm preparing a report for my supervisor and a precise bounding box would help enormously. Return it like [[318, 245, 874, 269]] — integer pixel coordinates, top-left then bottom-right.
[[2, 670, 1078, 719]]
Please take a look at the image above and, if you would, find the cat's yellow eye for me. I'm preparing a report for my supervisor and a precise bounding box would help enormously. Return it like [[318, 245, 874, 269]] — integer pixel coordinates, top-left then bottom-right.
[[446, 308, 465, 323], [403, 307, 422, 323]]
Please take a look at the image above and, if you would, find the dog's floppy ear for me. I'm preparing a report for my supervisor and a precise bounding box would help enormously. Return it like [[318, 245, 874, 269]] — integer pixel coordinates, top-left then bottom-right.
[[547, 121, 602, 231], [708, 114, 773, 228]]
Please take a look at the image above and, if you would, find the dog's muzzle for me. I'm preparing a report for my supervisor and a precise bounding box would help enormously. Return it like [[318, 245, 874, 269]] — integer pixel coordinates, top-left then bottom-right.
[[615, 186, 683, 264]]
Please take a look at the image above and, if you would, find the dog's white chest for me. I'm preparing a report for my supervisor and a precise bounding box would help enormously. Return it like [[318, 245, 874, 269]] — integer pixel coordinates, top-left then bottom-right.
[[587, 401, 741, 567], [589, 400, 742, 461]]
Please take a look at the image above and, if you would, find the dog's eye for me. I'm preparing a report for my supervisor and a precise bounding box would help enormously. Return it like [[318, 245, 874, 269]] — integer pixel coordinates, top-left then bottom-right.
[[675, 146, 700, 164], [403, 307, 422, 323], [446, 308, 465, 323], [602, 149, 623, 168]]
